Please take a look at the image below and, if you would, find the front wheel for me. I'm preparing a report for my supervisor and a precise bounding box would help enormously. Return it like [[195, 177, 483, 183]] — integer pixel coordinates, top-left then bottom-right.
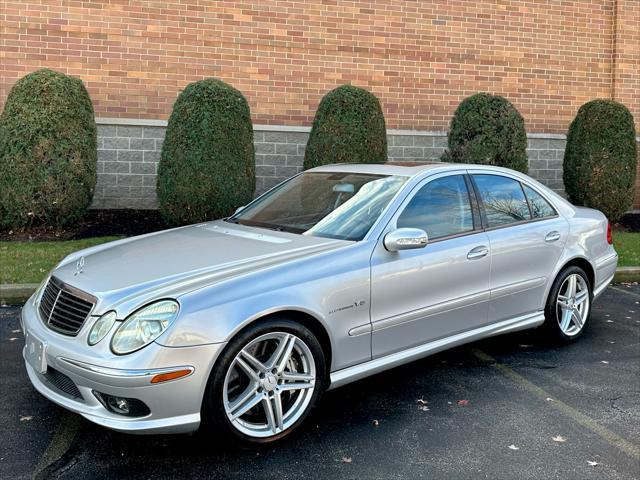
[[204, 319, 326, 445], [543, 266, 592, 342]]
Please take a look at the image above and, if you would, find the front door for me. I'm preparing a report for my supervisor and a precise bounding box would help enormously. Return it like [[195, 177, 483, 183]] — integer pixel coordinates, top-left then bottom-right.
[[370, 172, 491, 358]]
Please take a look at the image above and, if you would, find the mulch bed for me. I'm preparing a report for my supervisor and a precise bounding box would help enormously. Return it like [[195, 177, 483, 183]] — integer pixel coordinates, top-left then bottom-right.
[[619, 213, 640, 233], [0, 210, 169, 241], [1, 210, 638, 242]]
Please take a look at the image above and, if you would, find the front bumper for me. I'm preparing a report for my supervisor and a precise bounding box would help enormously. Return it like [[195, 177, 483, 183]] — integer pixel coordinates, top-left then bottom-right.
[[21, 298, 225, 434]]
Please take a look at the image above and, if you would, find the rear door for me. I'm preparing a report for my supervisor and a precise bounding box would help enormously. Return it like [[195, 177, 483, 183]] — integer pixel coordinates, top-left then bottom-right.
[[370, 172, 491, 358], [470, 172, 568, 323]]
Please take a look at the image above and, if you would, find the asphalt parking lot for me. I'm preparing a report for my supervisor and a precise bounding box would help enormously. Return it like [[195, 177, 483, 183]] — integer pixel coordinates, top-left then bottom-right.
[[1, 285, 638, 480]]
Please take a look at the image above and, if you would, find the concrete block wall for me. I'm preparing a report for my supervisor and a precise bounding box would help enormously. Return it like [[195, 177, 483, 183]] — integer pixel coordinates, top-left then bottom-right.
[[93, 121, 570, 209], [93, 124, 165, 209]]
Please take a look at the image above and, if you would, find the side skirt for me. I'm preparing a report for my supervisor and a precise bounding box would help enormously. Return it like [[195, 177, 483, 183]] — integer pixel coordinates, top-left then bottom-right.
[[328, 311, 545, 390]]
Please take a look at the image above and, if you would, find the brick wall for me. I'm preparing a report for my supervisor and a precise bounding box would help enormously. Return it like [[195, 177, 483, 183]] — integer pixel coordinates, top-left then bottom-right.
[[1, 0, 638, 133]]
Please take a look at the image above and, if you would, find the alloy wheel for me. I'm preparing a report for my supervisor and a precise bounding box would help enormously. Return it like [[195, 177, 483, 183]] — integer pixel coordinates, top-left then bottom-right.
[[222, 332, 316, 438], [556, 273, 590, 337]]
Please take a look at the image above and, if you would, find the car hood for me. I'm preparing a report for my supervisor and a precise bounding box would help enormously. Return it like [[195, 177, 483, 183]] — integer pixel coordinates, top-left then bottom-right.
[[52, 220, 348, 313]]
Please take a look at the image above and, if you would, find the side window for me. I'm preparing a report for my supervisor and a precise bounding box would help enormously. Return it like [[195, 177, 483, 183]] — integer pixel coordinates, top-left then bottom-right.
[[473, 174, 531, 227], [522, 184, 557, 218], [397, 175, 474, 240]]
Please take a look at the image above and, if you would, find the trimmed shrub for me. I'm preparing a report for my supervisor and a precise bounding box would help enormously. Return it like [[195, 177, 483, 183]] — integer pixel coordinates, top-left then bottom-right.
[[303, 85, 387, 169], [0, 69, 97, 229], [157, 78, 255, 226], [443, 93, 528, 173], [563, 99, 637, 221]]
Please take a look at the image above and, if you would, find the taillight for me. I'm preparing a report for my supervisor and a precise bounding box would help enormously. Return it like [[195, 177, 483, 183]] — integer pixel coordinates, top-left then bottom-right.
[[606, 221, 613, 245]]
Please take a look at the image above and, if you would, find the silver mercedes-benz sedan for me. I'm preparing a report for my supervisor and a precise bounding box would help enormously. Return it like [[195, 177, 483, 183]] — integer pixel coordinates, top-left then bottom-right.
[[22, 163, 617, 444]]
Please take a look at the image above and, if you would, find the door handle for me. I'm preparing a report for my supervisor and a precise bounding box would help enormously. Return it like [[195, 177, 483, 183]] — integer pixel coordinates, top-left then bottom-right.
[[467, 246, 489, 260], [545, 231, 561, 243]]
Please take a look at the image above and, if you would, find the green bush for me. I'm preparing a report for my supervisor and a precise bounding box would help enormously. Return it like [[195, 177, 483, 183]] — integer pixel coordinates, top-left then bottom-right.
[[563, 99, 637, 221], [157, 78, 255, 226], [443, 93, 528, 173], [0, 69, 97, 230], [304, 85, 387, 169]]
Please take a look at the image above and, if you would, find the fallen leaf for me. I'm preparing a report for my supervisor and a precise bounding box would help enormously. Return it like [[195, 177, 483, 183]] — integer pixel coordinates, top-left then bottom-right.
[[457, 399, 469, 406], [372, 419, 379, 427], [552, 435, 567, 443], [587, 461, 599, 467], [19, 415, 33, 422], [341, 457, 352, 464], [508, 445, 519, 450]]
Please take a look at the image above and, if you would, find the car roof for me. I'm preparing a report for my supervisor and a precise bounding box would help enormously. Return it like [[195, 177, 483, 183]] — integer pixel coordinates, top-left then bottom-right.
[[309, 162, 514, 178]]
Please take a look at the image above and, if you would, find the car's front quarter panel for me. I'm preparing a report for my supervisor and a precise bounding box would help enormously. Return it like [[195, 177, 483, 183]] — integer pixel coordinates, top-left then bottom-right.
[[165, 241, 374, 372]]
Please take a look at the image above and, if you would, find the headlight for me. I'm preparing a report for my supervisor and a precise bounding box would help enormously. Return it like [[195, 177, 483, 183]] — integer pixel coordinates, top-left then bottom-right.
[[111, 300, 179, 355], [88, 311, 117, 346]]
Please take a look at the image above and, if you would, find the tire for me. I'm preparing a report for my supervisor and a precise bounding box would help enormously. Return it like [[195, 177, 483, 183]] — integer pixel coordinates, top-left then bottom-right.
[[203, 318, 327, 445], [543, 265, 592, 343]]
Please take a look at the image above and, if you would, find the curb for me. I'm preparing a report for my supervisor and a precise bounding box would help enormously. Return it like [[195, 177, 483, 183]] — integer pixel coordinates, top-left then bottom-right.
[[1, 283, 38, 306], [2, 267, 639, 305], [613, 267, 640, 284]]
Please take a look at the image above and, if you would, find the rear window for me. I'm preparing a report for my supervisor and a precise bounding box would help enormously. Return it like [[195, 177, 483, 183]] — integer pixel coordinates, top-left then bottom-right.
[[522, 184, 557, 218], [473, 174, 531, 227]]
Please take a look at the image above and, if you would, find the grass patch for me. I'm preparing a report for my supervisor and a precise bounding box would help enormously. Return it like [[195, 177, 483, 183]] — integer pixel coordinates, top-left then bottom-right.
[[0, 237, 120, 284], [613, 231, 640, 267]]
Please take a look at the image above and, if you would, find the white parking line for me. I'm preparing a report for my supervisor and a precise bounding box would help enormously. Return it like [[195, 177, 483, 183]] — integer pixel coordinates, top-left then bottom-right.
[[473, 349, 640, 460], [609, 286, 640, 299], [33, 412, 82, 478]]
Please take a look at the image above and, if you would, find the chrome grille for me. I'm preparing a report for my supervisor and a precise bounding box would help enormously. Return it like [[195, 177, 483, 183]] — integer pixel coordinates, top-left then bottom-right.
[[38, 277, 95, 336]]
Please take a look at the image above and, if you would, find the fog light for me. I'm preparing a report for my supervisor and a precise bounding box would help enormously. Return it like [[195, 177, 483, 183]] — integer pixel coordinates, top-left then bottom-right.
[[110, 396, 130, 414], [93, 391, 150, 417]]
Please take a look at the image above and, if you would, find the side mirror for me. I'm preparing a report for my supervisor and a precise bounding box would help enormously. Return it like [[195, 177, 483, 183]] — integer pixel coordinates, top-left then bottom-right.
[[384, 228, 428, 252], [234, 205, 246, 215]]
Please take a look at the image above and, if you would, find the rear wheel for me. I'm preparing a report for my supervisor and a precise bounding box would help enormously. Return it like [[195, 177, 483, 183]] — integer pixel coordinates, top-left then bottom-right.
[[204, 319, 326, 445], [544, 266, 592, 342]]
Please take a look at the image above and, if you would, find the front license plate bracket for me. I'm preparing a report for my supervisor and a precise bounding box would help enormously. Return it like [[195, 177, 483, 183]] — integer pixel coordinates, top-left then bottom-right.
[[25, 331, 47, 375]]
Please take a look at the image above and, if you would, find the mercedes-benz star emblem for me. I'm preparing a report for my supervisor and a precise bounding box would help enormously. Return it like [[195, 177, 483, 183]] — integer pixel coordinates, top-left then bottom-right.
[[75, 256, 85, 275]]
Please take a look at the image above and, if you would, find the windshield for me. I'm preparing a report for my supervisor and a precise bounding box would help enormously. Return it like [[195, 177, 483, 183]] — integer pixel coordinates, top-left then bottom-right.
[[227, 172, 407, 241]]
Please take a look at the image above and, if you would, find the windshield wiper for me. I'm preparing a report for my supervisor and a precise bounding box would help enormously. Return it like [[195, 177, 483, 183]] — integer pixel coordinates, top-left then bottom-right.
[[232, 219, 304, 234]]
